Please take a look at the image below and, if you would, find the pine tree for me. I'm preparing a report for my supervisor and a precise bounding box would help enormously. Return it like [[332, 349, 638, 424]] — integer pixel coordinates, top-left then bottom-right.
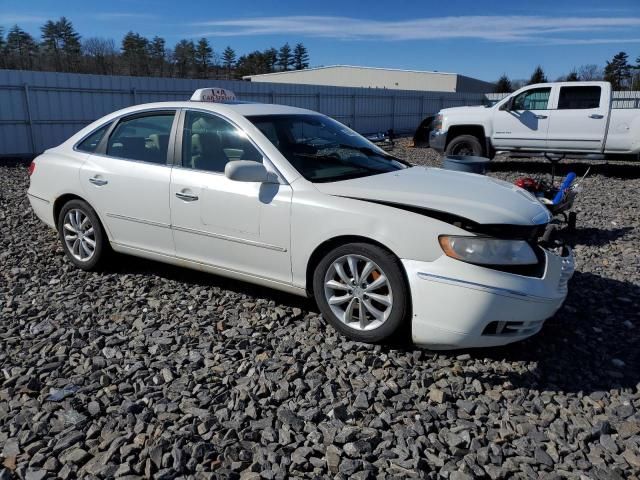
[[148, 36, 167, 77], [604, 52, 632, 90], [527, 66, 547, 85], [40, 17, 81, 72], [40, 20, 62, 70], [494, 74, 512, 93], [277, 43, 293, 71], [222, 46, 236, 73], [173, 39, 196, 78], [264, 47, 278, 72], [0, 27, 5, 69], [293, 43, 309, 70], [6, 25, 38, 70], [121, 32, 150, 76], [195, 38, 213, 78]]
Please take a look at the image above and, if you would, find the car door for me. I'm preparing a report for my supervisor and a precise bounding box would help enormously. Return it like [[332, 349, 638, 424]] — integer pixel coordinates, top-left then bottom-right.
[[170, 109, 293, 284], [79, 110, 178, 256], [491, 86, 552, 150], [546, 84, 608, 152]]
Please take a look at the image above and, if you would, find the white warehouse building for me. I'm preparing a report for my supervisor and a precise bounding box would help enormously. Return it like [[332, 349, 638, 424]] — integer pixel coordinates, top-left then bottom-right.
[[243, 65, 494, 93]]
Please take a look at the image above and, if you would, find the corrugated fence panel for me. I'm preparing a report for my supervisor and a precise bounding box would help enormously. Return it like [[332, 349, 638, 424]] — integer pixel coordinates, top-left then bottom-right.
[[0, 69, 486, 156]]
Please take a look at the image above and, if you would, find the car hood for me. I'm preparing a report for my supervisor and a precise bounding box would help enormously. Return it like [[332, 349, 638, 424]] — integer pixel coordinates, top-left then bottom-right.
[[314, 166, 551, 226], [441, 105, 487, 113]]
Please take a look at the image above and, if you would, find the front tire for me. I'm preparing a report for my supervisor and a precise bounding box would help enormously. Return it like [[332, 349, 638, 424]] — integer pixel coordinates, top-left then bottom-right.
[[445, 134, 483, 157], [313, 243, 408, 343], [57, 199, 109, 271]]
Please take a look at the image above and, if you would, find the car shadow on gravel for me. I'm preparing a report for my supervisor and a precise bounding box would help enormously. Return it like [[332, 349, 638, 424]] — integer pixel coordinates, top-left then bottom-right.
[[103, 253, 318, 312], [567, 226, 634, 247], [489, 159, 640, 179], [104, 252, 639, 395], [450, 270, 640, 394]]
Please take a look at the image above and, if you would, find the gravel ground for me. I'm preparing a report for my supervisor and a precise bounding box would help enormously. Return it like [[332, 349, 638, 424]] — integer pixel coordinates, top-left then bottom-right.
[[1, 143, 639, 479]]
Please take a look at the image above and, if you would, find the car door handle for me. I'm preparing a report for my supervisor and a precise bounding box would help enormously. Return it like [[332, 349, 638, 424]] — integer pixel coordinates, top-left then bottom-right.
[[175, 192, 199, 202], [589, 114, 604, 119], [89, 177, 108, 186], [535, 114, 548, 119]]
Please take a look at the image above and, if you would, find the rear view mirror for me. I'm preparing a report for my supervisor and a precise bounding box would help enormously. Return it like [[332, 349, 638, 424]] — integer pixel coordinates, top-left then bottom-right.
[[225, 160, 276, 183]]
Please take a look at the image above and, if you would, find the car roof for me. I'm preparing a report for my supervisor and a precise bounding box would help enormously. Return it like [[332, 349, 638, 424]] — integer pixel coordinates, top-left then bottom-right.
[[113, 101, 318, 117]]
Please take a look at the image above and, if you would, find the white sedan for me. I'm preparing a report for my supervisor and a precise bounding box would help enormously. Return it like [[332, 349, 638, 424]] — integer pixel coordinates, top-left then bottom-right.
[[27, 88, 574, 349]]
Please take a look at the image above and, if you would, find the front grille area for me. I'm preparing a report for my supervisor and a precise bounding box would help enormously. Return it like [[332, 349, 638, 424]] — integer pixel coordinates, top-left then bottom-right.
[[482, 320, 544, 336]]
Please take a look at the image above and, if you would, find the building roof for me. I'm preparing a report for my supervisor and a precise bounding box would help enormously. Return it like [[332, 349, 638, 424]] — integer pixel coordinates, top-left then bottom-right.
[[243, 64, 459, 80]]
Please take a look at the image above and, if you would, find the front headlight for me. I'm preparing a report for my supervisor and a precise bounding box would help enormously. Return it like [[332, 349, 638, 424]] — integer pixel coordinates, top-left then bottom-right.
[[439, 235, 538, 265], [433, 114, 443, 131]]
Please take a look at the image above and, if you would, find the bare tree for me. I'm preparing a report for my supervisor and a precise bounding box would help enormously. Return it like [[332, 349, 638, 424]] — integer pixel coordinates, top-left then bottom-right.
[[578, 64, 603, 81], [83, 37, 117, 74]]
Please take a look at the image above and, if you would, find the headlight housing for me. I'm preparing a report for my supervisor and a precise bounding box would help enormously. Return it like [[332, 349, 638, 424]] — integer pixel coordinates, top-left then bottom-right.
[[439, 235, 538, 266], [433, 114, 443, 131]]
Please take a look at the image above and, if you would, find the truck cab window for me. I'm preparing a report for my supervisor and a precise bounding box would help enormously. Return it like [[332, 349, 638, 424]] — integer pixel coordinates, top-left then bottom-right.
[[512, 88, 551, 110], [558, 86, 601, 109]]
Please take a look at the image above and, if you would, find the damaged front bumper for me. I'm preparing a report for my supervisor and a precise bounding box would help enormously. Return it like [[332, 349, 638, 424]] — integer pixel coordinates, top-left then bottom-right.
[[403, 246, 575, 349]]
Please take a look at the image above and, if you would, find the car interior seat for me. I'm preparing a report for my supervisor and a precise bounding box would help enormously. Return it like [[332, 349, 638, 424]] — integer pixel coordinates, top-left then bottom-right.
[[191, 132, 229, 172], [111, 136, 147, 162], [148, 134, 169, 163]]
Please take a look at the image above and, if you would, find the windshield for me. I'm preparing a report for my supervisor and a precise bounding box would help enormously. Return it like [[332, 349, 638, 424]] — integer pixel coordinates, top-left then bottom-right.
[[246, 114, 407, 182]]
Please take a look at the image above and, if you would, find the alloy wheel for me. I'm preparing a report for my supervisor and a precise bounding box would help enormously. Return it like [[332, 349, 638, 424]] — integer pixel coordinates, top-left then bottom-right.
[[323, 254, 393, 331], [63, 209, 96, 262]]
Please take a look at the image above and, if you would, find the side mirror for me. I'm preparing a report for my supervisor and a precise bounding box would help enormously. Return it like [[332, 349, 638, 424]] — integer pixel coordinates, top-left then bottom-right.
[[500, 98, 513, 111], [224, 160, 275, 183]]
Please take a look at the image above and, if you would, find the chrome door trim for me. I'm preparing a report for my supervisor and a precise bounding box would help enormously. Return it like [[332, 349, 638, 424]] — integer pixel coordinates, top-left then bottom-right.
[[106, 213, 171, 229], [172, 224, 287, 252], [107, 212, 287, 252]]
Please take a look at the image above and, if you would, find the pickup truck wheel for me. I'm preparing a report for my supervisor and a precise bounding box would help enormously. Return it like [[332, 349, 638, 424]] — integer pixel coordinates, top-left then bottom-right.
[[313, 243, 408, 343], [445, 135, 483, 157]]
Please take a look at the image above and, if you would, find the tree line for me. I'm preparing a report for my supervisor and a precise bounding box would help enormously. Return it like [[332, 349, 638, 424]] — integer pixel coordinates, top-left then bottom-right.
[[0, 17, 310, 79], [494, 51, 640, 93]]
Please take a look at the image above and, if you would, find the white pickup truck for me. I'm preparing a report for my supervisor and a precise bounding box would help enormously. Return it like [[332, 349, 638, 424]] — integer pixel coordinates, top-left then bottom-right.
[[428, 81, 640, 159]]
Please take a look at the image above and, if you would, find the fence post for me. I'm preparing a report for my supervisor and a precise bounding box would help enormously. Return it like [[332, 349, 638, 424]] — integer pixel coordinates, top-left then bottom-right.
[[131, 87, 137, 105], [270, 92, 275, 104], [23, 83, 36, 155], [316, 92, 321, 111], [391, 95, 396, 131], [351, 94, 356, 130]]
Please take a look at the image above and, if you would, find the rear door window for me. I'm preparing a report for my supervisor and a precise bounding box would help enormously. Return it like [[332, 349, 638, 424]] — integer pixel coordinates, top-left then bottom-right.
[[558, 86, 601, 109], [76, 123, 111, 152], [106, 112, 175, 164]]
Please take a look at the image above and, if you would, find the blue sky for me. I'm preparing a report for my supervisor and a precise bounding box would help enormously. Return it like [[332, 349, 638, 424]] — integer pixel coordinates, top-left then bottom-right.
[[1, 0, 639, 81]]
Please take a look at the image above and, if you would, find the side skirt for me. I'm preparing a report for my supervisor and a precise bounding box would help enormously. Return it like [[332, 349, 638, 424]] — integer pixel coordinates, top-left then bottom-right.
[[110, 242, 309, 298]]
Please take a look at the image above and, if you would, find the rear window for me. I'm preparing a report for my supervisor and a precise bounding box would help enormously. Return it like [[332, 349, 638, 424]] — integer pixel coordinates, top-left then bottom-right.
[[106, 113, 175, 164], [558, 86, 601, 109], [76, 123, 110, 152]]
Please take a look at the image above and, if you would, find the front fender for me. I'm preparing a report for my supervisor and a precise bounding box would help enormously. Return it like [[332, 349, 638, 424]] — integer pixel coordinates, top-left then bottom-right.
[[289, 187, 469, 289]]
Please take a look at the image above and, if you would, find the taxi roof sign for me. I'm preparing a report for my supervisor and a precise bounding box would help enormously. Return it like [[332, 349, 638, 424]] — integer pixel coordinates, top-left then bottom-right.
[[191, 88, 237, 102]]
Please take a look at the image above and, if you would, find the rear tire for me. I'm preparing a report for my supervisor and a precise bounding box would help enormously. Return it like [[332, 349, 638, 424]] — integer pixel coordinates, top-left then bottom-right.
[[57, 199, 109, 271], [313, 243, 408, 343], [445, 134, 484, 157]]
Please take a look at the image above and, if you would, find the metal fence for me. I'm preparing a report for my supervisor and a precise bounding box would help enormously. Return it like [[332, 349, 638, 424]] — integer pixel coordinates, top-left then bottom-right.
[[485, 91, 640, 109], [0, 69, 485, 157]]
